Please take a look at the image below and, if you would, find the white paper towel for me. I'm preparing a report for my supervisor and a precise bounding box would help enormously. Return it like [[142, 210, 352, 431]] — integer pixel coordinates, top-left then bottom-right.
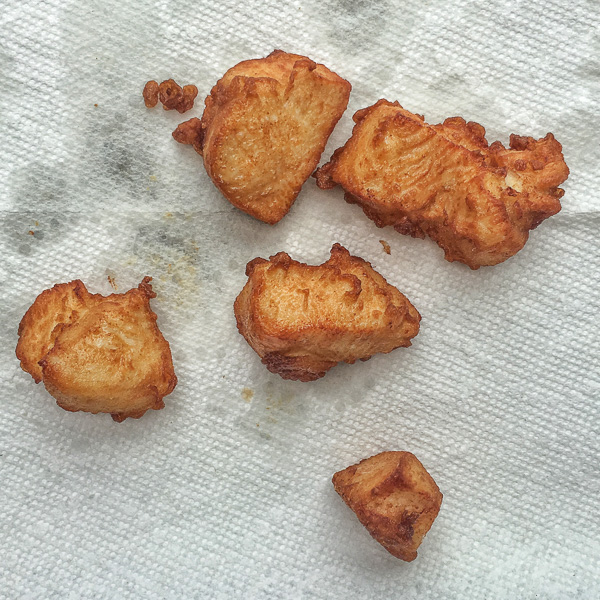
[[1, 0, 599, 598]]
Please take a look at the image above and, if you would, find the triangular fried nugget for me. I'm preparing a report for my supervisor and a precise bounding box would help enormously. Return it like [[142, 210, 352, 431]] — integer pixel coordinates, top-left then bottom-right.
[[17, 278, 177, 421], [196, 50, 351, 224], [333, 451, 443, 561], [315, 100, 569, 268], [234, 244, 420, 381]]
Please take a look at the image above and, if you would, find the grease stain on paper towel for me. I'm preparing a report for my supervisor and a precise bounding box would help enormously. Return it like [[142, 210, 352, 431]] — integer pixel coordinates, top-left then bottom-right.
[[240, 380, 299, 435], [329, 0, 396, 55], [241, 387, 254, 402], [13, 163, 67, 210], [2, 212, 66, 257], [131, 215, 200, 309], [82, 111, 155, 202]]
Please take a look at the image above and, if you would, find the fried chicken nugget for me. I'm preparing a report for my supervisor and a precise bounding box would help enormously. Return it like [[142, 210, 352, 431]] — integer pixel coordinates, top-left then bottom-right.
[[192, 50, 351, 224], [333, 451, 443, 561], [16, 277, 177, 422], [315, 100, 569, 269], [234, 244, 420, 381]]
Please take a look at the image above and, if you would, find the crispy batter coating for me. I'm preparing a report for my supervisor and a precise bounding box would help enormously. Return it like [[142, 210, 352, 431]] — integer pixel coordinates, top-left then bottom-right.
[[333, 451, 443, 561], [16, 278, 177, 422], [194, 50, 351, 224], [315, 100, 569, 269], [234, 244, 420, 381], [143, 79, 198, 113]]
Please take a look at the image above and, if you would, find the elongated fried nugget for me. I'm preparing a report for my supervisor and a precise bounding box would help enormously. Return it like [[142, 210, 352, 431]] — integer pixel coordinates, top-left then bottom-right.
[[315, 100, 569, 269], [333, 451, 443, 561], [16, 277, 177, 422], [188, 50, 351, 224], [234, 244, 420, 381]]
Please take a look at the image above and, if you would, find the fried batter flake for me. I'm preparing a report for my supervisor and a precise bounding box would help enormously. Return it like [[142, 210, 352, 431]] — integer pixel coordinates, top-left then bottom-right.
[[315, 100, 569, 269], [143, 80, 159, 108], [194, 50, 351, 224], [143, 79, 198, 113], [16, 277, 177, 422], [333, 451, 443, 561], [172, 117, 203, 154], [234, 243, 420, 381]]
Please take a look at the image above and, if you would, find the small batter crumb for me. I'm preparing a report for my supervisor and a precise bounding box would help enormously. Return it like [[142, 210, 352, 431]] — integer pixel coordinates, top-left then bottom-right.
[[143, 79, 198, 113], [142, 80, 159, 108], [380, 240, 391, 254]]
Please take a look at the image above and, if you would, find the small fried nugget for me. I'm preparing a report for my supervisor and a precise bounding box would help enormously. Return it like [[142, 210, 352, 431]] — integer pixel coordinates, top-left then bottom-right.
[[332, 451, 443, 561], [192, 50, 351, 224], [16, 277, 177, 422], [234, 244, 420, 381], [315, 100, 569, 269]]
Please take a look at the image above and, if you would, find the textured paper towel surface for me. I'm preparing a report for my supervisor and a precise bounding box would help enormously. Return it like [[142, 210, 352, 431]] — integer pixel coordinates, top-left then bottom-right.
[[1, 1, 599, 598]]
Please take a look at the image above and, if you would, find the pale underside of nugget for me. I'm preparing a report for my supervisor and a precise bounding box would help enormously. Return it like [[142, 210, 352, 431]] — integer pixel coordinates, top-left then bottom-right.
[[197, 50, 351, 224], [16, 278, 177, 422], [315, 100, 569, 269], [234, 243, 420, 381], [332, 451, 443, 561]]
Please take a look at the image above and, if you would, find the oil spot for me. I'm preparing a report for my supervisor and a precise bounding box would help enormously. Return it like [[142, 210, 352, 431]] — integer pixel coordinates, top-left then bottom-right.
[[132, 217, 200, 310], [82, 112, 154, 202], [263, 381, 297, 415], [327, 0, 395, 57], [0, 48, 15, 81], [241, 387, 254, 402], [11, 163, 66, 210], [1, 212, 67, 256]]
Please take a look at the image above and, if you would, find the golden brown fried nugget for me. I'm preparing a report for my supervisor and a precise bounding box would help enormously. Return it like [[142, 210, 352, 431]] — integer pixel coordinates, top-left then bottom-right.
[[315, 100, 569, 269], [191, 50, 351, 224], [333, 451, 443, 561], [234, 244, 420, 381], [17, 278, 177, 422]]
